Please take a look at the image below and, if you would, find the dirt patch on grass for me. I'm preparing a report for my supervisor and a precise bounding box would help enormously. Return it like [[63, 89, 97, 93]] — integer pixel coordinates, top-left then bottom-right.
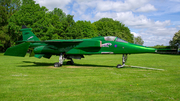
[[48, 66, 95, 68], [48, 66, 58, 68], [66, 66, 96, 68], [66, 66, 83, 68]]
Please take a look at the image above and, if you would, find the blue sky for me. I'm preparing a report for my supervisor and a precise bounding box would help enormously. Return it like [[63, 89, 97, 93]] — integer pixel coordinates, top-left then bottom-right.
[[34, 0, 180, 46]]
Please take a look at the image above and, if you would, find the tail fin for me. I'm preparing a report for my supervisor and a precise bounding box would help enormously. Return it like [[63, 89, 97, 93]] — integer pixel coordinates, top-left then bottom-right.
[[20, 25, 40, 41]]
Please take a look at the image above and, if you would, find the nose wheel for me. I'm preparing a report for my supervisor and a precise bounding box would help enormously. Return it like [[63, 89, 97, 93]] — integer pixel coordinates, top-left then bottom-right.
[[116, 54, 128, 68]]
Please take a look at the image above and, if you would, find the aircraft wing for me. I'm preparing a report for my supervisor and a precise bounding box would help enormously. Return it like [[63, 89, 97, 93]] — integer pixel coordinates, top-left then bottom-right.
[[25, 40, 84, 47], [29, 39, 101, 55], [25, 40, 83, 43]]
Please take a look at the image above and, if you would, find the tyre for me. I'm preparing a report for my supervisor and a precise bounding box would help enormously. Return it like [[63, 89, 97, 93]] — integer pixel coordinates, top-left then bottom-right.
[[66, 61, 74, 65], [54, 62, 60, 67], [116, 64, 122, 68]]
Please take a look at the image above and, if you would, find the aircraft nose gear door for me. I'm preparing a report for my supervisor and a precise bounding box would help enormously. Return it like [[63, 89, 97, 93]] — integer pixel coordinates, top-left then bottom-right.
[[116, 54, 128, 68], [54, 53, 64, 67]]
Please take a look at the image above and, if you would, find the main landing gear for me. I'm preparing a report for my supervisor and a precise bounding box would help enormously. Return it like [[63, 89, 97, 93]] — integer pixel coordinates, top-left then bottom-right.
[[54, 53, 64, 67], [116, 54, 128, 68], [54, 53, 75, 67], [66, 58, 74, 65]]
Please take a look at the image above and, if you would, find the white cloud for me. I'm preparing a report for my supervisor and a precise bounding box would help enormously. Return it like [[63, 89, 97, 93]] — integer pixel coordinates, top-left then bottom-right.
[[73, 0, 153, 12], [131, 32, 139, 37], [137, 27, 177, 46], [94, 11, 171, 30], [142, 34, 174, 46], [35, 0, 72, 12], [136, 4, 157, 12], [145, 27, 177, 36]]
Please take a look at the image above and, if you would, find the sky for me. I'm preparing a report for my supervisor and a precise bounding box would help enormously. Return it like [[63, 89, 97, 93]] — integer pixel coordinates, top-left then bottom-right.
[[34, 0, 180, 46]]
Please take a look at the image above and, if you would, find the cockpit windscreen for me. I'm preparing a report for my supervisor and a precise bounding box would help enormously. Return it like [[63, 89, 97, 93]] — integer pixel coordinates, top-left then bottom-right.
[[104, 36, 116, 41], [104, 36, 128, 43], [115, 38, 128, 43]]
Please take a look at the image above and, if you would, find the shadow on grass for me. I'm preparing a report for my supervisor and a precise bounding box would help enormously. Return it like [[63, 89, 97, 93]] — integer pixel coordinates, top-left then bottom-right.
[[18, 61, 115, 68], [72, 63, 115, 68], [18, 61, 54, 67], [156, 53, 180, 55]]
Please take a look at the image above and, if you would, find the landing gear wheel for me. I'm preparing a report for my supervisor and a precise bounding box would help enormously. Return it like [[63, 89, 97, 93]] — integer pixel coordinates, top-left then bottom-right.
[[116, 64, 122, 68], [54, 62, 62, 67], [66, 61, 74, 65], [116, 54, 128, 68]]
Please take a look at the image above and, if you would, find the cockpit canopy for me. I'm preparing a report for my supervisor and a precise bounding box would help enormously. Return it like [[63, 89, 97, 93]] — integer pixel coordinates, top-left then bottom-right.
[[104, 36, 128, 43]]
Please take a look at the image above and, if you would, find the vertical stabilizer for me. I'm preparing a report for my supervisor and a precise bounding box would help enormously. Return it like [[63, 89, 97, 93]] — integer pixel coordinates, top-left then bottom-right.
[[20, 25, 40, 41]]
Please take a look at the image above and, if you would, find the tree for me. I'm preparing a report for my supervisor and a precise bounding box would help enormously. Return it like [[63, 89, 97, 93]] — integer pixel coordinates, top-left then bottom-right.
[[0, 26, 10, 51], [46, 8, 74, 39], [93, 18, 134, 43], [62, 14, 75, 33], [48, 8, 66, 21], [153, 44, 170, 49], [0, 0, 21, 25], [134, 36, 144, 45], [67, 20, 97, 39], [0, 3, 8, 27], [0, 0, 21, 51], [169, 30, 180, 48]]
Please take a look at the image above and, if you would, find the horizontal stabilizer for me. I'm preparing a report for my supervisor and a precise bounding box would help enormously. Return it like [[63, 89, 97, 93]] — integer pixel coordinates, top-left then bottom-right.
[[4, 42, 30, 57]]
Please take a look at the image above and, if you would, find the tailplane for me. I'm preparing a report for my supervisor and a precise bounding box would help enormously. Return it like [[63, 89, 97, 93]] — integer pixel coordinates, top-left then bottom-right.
[[4, 42, 30, 57], [21, 25, 40, 41]]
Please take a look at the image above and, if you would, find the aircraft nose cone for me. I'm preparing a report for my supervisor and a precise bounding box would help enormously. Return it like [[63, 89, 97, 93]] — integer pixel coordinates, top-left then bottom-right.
[[133, 44, 157, 53], [124, 43, 157, 54]]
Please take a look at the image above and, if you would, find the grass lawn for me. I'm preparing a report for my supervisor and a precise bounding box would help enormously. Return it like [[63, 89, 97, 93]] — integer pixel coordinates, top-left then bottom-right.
[[0, 53, 180, 101]]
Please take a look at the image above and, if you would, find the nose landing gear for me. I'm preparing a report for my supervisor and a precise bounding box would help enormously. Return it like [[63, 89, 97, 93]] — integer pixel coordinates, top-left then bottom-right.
[[116, 54, 128, 68]]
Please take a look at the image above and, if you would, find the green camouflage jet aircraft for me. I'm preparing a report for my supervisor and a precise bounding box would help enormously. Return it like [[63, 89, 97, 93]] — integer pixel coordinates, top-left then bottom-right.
[[4, 25, 157, 68]]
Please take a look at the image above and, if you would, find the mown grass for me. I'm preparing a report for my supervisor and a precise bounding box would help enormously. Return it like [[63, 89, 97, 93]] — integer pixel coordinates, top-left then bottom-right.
[[0, 53, 180, 101]]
